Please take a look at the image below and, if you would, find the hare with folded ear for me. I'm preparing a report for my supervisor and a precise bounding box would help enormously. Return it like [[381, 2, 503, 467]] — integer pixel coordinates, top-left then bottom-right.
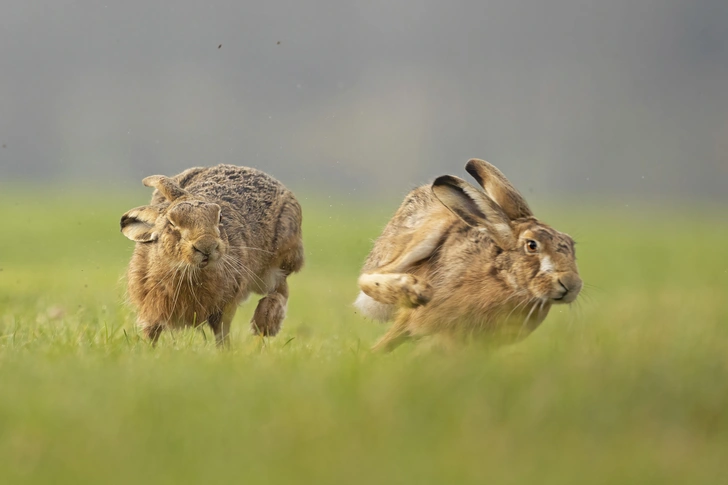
[[355, 159, 582, 352], [120, 164, 304, 346]]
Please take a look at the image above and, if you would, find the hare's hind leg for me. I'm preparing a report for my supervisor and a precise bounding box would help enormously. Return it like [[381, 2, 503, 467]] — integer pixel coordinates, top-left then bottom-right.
[[358, 273, 432, 308], [251, 278, 288, 337], [250, 203, 304, 337], [358, 219, 448, 309]]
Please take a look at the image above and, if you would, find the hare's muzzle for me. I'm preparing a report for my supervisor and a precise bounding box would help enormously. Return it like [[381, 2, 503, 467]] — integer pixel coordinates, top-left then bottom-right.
[[553, 273, 582, 304], [192, 236, 220, 268]]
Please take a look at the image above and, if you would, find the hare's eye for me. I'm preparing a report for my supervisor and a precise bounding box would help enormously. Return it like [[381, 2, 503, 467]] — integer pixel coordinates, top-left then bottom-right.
[[218, 213, 223, 224], [525, 239, 538, 253], [168, 219, 176, 228]]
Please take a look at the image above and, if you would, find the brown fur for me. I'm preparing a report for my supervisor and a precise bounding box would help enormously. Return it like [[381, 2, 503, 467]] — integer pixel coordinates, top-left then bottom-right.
[[121, 164, 304, 346], [354, 159, 582, 352]]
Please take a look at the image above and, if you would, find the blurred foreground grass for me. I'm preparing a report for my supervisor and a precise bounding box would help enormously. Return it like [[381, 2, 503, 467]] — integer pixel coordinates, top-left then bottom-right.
[[0, 188, 727, 484]]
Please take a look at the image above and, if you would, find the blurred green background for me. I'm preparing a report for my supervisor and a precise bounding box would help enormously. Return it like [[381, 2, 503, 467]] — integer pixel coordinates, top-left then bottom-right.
[[1, 190, 726, 484]]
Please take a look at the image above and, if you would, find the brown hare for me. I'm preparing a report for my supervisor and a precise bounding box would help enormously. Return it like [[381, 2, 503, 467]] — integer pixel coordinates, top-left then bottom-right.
[[355, 159, 582, 352], [120, 164, 304, 346]]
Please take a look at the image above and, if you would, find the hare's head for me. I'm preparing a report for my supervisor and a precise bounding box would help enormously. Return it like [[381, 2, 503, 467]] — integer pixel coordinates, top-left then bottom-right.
[[432, 159, 582, 304], [507, 219, 581, 303], [120, 175, 227, 268]]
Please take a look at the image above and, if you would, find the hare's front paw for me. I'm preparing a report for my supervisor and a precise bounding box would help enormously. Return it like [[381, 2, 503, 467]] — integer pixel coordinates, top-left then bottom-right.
[[401, 277, 433, 308]]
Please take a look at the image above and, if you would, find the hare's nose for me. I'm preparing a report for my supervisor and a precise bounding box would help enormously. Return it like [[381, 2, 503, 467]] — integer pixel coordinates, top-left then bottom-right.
[[193, 238, 219, 256], [557, 273, 583, 297], [561, 273, 582, 291], [557, 280, 569, 295]]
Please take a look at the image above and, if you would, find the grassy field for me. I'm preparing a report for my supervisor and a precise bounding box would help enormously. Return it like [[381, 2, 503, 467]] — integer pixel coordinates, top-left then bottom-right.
[[1, 188, 727, 484]]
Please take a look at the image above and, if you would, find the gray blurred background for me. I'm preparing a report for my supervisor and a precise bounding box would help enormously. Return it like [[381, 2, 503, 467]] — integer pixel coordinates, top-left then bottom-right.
[[1, 0, 726, 199]]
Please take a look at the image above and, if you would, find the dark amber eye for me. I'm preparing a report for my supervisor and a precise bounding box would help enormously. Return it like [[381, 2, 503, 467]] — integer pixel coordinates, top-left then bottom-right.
[[526, 239, 538, 252]]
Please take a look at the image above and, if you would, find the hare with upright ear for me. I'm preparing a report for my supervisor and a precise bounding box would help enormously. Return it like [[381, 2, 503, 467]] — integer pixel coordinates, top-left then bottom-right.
[[121, 164, 304, 346], [355, 159, 582, 352]]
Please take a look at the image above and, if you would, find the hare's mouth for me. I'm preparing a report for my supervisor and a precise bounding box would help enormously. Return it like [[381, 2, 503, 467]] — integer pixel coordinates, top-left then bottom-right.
[[551, 281, 580, 304], [550, 280, 574, 303], [197, 253, 221, 268], [192, 244, 220, 268], [190, 253, 217, 269]]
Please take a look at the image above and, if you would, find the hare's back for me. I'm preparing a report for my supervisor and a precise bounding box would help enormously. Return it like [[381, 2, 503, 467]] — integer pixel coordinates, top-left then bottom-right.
[[179, 164, 284, 195], [165, 165, 288, 213], [362, 185, 455, 271]]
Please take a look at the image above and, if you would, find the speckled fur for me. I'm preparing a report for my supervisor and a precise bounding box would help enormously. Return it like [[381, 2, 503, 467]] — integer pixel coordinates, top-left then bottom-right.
[[121, 164, 303, 345], [355, 159, 582, 352]]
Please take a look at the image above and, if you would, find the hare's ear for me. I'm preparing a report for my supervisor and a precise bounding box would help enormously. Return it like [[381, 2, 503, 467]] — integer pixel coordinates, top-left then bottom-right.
[[465, 159, 533, 220], [432, 175, 514, 245], [142, 175, 188, 201], [120, 205, 163, 242]]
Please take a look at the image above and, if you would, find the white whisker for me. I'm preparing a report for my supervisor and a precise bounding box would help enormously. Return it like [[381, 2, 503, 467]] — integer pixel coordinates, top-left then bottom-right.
[[169, 264, 186, 321], [238, 246, 275, 255], [503, 296, 532, 324], [146, 263, 180, 294], [518, 299, 540, 339], [221, 254, 268, 292], [188, 266, 203, 311]]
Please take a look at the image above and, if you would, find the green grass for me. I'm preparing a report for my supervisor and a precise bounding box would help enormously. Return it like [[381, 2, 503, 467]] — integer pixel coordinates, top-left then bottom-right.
[[1, 189, 727, 484]]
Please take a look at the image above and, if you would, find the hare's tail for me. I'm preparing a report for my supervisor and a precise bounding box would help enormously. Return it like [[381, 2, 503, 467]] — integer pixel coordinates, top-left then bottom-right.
[[354, 292, 395, 322]]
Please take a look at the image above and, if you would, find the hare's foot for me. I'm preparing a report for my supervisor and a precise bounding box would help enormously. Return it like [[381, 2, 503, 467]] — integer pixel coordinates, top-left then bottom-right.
[[251, 294, 286, 336], [251, 280, 288, 337], [358, 273, 432, 308], [140, 322, 165, 346], [207, 304, 237, 348]]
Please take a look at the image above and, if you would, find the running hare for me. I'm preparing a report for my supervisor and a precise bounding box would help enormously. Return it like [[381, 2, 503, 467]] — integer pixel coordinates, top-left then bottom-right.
[[355, 159, 582, 351], [121, 164, 304, 346]]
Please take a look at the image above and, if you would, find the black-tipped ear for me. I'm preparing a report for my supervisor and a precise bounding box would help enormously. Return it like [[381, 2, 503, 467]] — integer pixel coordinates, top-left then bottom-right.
[[465, 159, 533, 220], [432, 175, 488, 226], [142, 175, 188, 201], [432, 175, 514, 245], [120, 205, 163, 242]]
